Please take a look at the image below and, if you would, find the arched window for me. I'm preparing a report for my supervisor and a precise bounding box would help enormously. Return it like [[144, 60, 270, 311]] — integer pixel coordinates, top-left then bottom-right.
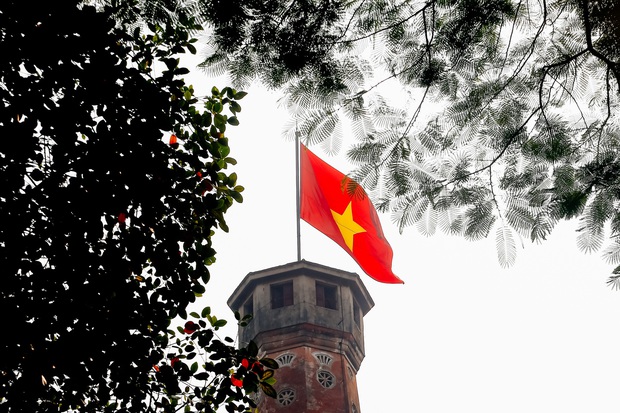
[[313, 352, 333, 366], [275, 353, 295, 367]]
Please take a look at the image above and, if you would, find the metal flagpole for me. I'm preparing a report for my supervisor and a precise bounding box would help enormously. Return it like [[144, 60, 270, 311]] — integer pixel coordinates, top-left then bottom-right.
[[295, 127, 302, 262]]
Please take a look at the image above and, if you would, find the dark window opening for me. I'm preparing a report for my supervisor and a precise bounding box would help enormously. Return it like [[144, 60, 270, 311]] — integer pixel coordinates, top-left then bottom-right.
[[271, 282, 293, 309], [316, 282, 338, 310], [243, 296, 254, 316], [353, 299, 361, 326]]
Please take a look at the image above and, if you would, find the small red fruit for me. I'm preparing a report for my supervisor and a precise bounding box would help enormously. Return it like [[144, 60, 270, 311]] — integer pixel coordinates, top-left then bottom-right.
[[231, 375, 243, 388], [183, 321, 198, 334]]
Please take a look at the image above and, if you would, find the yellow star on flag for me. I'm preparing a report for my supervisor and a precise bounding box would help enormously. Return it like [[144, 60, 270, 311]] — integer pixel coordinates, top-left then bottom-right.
[[330, 202, 366, 251]]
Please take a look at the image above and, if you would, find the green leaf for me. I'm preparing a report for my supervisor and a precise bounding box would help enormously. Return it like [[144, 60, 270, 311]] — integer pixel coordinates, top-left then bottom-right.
[[247, 341, 259, 357], [201, 306, 211, 317], [219, 145, 231, 158], [227, 116, 239, 126], [30, 168, 44, 181], [260, 382, 277, 398], [219, 220, 229, 232], [230, 101, 242, 113], [230, 191, 243, 203], [214, 114, 227, 131], [192, 283, 206, 294], [233, 91, 247, 100], [259, 358, 279, 369], [495, 225, 516, 268], [194, 372, 209, 381], [556, 191, 588, 219]]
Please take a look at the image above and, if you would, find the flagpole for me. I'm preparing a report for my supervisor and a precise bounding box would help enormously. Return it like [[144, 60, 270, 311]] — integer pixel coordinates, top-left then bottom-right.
[[295, 128, 302, 262]]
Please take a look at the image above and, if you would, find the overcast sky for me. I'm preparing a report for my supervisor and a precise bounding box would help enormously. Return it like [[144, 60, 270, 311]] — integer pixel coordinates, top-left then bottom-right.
[[182, 64, 620, 413]]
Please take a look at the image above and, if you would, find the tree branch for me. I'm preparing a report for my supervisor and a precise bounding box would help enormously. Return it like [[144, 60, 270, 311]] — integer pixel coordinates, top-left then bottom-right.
[[443, 106, 541, 186], [595, 67, 613, 163], [580, 0, 620, 94], [332, 0, 368, 47], [489, 166, 504, 222], [459, 1, 547, 125], [329, 1, 432, 45]]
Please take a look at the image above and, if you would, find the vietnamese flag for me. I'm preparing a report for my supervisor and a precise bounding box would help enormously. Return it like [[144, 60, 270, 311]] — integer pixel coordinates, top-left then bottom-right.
[[300, 143, 403, 284]]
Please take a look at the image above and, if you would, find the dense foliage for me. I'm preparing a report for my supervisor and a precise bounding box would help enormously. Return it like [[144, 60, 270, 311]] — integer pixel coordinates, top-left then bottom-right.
[[195, 0, 620, 282], [0, 1, 276, 411]]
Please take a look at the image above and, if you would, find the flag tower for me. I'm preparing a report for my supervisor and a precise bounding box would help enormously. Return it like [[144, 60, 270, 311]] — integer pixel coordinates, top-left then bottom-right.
[[227, 260, 374, 413], [228, 139, 401, 412]]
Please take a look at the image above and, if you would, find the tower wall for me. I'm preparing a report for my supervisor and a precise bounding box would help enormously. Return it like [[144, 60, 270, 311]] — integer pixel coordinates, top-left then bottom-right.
[[256, 345, 361, 413]]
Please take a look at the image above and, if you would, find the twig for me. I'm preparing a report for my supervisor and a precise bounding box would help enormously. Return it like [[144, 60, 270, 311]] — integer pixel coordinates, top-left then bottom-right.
[[329, 1, 432, 45]]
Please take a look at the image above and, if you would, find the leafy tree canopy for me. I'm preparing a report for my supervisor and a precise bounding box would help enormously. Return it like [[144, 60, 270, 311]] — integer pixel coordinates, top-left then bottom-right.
[[195, 0, 620, 282], [1, 1, 276, 411]]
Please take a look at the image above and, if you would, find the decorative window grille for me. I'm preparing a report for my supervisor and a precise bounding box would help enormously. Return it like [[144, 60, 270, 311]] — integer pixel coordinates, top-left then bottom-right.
[[317, 370, 335, 388], [277, 388, 295, 406], [314, 353, 333, 366], [275, 353, 295, 367]]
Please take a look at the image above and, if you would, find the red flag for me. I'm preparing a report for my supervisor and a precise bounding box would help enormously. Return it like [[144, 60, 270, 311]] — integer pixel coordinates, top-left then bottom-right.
[[300, 144, 403, 284]]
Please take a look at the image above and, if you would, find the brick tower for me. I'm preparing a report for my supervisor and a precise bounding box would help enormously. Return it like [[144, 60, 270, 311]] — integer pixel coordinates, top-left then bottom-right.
[[227, 260, 374, 413]]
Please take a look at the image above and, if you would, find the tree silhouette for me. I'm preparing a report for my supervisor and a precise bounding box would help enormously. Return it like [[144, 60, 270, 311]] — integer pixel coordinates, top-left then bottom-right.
[[0, 1, 276, 411], [197, 0, 620, 281]]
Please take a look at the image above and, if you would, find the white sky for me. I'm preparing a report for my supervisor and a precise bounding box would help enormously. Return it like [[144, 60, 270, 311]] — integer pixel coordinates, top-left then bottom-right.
[[183, 66, 620, 413]]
